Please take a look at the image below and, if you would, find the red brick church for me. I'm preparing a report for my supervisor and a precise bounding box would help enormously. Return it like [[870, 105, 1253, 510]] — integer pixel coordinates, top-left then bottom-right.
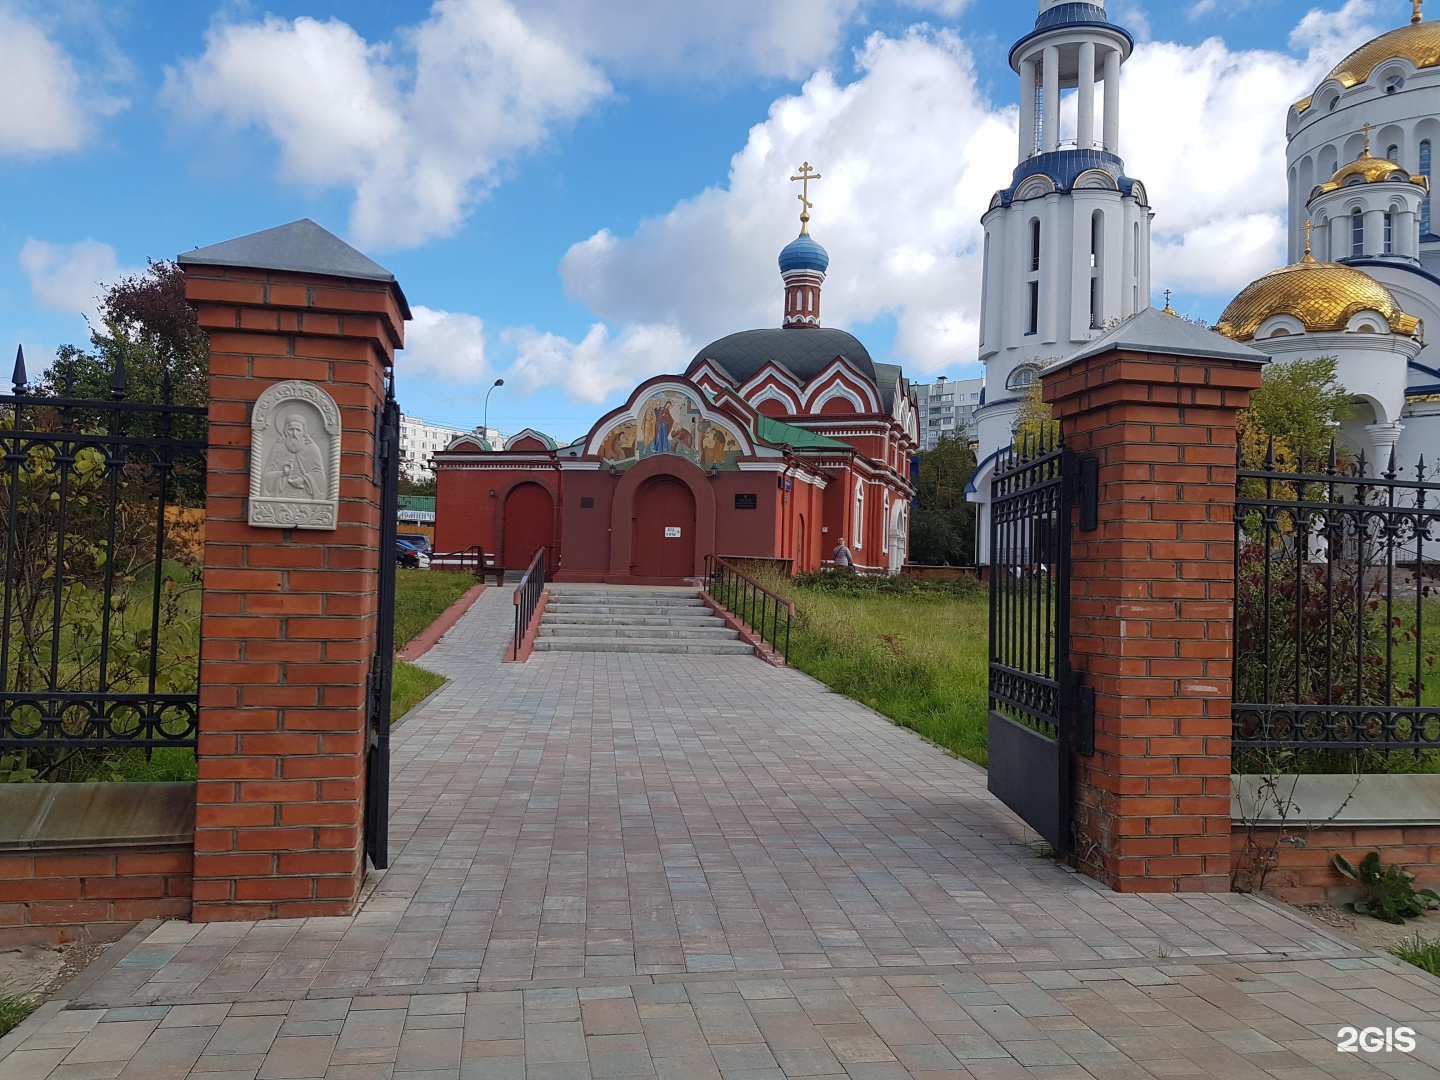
[[434, 194, 920, 583]]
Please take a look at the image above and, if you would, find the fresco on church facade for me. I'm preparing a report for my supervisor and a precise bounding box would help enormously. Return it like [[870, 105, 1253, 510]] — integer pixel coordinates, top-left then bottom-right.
[[596, 389, 743, 471]]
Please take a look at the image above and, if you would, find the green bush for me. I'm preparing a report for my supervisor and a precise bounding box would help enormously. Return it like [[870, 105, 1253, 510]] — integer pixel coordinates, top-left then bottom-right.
[[1334, 851, 1440, 923]]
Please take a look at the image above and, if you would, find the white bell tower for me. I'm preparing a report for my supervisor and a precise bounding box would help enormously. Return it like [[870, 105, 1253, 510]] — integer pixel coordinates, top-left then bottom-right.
[[969, 0, 1154, 562]]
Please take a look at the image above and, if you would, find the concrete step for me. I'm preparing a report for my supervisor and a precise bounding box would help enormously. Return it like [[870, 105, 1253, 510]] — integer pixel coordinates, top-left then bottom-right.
[[547, 595, 706, 607], [532, 638, 756, 655], [538, 625, 739, 639], [543, 614, 726, 627], [546, 604, 709, 617]]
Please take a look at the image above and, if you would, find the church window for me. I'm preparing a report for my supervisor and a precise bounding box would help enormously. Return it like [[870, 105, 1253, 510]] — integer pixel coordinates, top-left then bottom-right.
[[853, 484, 865, 550], [1385, 75, 1405, 94], [1388, 145, 1400, 162], [1029, 218, 1042, 273], [1027, 281, 1040, 336], [1385, 213, 1395, 254], [1090, 211, 1104, 328], [1352, 210, 1365, 256], [1423, 141, 1434, 236]]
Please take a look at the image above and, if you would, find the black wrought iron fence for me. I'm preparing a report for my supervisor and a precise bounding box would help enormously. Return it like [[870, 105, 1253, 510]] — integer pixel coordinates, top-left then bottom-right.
[[0, 347, 207, 753], [1233, 441, 1440, 753], [704, 556, 792, 663]]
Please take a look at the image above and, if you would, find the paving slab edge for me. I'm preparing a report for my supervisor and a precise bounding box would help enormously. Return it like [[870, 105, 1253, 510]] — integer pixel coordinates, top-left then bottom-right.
[[0, 918, 160, 1065], [68, 945, 1388, 1010]]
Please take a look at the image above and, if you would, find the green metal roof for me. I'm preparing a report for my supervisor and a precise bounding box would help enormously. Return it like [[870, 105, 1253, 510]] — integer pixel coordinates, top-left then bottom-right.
[[397, 496, 436, 513], [754, 416, 850, 450]]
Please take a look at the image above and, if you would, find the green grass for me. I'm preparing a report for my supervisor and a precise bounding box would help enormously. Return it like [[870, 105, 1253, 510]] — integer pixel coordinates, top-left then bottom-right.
[[0, 991, 39, 1040], [1391, 933, 1440, 976], [387, 568, 473, 724], [391, 661, 444, 724], [762, 573, 990, 766], [393, 568, 476, 653]]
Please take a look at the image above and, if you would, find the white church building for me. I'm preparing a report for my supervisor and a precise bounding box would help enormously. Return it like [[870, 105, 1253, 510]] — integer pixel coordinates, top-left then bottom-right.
[[1215, 4, 1440, 470], [967, 0, 1153, 562], [968, 0, 1440, 562]]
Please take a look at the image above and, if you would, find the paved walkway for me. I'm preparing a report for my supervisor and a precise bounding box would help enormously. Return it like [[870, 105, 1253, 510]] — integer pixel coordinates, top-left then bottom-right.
[[4, 589, 1440, 1078]]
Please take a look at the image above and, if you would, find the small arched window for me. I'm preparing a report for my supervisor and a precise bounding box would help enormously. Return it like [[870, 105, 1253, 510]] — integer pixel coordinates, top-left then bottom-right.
[[1388, 145, 1400, 162], [1006, 365, 1040, 392], [1385, 213, 1395, 254], [852, 483, 865, 550], [1352, 210, 1365, 256]]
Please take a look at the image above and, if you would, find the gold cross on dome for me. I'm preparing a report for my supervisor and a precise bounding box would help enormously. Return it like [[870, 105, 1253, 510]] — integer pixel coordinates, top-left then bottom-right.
[[1302, 218, 1316, 259], [790, 162, 822, 234], [1416, 0, 1424, 26], [1364, 121, 1373, 155]]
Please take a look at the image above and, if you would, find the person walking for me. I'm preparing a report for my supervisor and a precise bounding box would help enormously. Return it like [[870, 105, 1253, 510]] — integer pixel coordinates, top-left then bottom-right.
[[832, 537, 853, 571]]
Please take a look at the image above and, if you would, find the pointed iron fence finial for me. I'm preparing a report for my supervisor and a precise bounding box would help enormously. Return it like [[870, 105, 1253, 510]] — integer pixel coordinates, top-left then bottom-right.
[[11, 345, 26, 394], [1387, 445, 1399, 480], [1264, 436, 1276, 471], [1420, 454, 1429, 483], [110, 354, 128, 400], [1357, 448, 1369, 479], [1327, 438, 1338, 475], [161, 373, 174, 406]]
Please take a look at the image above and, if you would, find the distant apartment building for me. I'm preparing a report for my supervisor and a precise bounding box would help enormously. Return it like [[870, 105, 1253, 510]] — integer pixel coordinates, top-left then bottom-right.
[[399, 415, 503, 478], [913, 377, 983, 450]]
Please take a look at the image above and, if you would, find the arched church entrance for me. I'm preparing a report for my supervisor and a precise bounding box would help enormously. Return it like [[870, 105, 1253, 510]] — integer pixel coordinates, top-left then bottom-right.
[[631, 476, 696, 579], [502, 482, 555, 571]]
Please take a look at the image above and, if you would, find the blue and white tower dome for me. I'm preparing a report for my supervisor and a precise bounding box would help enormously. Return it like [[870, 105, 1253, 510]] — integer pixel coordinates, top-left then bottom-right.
[[968, 0, 1155, 563], [780, 163, 831, 329]]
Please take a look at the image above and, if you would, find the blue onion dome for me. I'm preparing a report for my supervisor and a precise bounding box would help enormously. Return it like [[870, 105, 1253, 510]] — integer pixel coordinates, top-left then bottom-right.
[[779, 232, 830, 275]]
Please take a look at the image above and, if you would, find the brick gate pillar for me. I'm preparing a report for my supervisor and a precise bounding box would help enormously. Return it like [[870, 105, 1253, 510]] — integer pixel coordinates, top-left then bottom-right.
[[1041, 310, 1265, 893], [181, 220, 409, 921]]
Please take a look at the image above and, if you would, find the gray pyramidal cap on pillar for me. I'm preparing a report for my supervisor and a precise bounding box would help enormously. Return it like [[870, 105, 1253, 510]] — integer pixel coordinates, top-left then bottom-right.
[[178, 218, 395, 284], [1051, 307, 1269, 374]]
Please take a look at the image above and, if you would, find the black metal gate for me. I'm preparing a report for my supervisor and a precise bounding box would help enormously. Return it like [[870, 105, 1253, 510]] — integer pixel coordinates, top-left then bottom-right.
[[988, 433, 1094, 851], [364, 373, 399, 870]]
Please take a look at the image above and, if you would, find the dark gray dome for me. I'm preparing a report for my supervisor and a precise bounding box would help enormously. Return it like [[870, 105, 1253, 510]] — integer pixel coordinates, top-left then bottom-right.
[[686, 328, 876, 388]]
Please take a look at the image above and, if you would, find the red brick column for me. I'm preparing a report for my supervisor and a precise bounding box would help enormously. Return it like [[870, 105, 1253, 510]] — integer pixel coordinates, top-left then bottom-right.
[[185, 260, 406, 921], [1043, 346, 1263, 893]]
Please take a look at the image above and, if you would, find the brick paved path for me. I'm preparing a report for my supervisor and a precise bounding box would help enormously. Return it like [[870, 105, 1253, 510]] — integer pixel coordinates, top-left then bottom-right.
[[4, 588, 1440, 1078]]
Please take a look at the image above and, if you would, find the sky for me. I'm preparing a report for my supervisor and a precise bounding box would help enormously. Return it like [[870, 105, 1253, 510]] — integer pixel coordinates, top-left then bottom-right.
[[0, 0, 1406, 443]]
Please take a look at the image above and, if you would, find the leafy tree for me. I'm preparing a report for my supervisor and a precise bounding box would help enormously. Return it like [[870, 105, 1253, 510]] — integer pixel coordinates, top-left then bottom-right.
[[1236, 356, 1354, 470], [399, 474, 437, 497], [910, 434, 977, 565]]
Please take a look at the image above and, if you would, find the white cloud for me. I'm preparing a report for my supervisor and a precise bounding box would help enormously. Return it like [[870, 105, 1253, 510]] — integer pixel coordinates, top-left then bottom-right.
[[401, 305, 491, 383], [19, 239, 139, 325], [504, 322, 696, 404], [553, 4, 1393, 383], [521, 0, 867, 80], [0, 8, 114, 156], [166, 2, 610, 249], [560, 29, 1012, 379]]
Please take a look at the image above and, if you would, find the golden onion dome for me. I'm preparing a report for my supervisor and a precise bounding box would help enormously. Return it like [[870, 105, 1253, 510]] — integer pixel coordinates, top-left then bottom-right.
[[1297, 18, 1440, 112], [1325, 151, 1410, 189], [1215, 256, 1422, 342]]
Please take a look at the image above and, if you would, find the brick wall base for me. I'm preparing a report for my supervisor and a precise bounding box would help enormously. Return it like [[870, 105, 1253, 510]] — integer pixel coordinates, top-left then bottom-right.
[[1232, 825, 1440, 905], [0, 844, 193, 945]]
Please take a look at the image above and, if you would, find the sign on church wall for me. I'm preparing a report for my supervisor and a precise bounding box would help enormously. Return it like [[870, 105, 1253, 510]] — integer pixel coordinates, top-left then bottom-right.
[[595, 388, 744, 472], [248, 380, 342, 530]]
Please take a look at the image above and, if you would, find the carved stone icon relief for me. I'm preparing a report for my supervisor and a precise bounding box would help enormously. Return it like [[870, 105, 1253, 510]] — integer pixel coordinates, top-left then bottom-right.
[[249, 380, 342, 530]]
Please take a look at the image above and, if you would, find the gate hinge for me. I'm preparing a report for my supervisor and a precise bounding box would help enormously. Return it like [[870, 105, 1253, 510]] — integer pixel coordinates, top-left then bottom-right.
[[1077, 455, 1099, 533]]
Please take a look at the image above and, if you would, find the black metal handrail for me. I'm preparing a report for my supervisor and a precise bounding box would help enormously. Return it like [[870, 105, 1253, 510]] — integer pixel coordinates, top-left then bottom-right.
[[431, 545, 496, 580], [512, 547, 548, 660], [704, 555, 793, 664]]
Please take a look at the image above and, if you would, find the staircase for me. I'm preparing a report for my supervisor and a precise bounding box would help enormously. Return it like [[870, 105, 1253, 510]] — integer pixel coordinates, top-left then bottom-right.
[[533, 586, 755, 655]]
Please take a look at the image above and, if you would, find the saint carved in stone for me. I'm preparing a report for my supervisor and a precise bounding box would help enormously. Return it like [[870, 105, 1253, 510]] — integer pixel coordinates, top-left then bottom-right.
[[248, 380, 342, 530]]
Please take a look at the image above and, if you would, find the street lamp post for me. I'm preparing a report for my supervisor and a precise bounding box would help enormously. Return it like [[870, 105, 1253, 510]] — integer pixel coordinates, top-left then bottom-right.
[[483, 378, 505, 446]]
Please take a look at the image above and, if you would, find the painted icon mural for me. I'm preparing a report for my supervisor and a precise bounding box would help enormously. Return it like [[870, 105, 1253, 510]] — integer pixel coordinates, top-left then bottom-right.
[[597, 389, 743, 471]]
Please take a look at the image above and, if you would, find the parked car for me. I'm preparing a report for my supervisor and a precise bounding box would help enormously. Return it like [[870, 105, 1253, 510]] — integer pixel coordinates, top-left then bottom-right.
[[396, 537, 430, 569], [398, 532, 433, 554]]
